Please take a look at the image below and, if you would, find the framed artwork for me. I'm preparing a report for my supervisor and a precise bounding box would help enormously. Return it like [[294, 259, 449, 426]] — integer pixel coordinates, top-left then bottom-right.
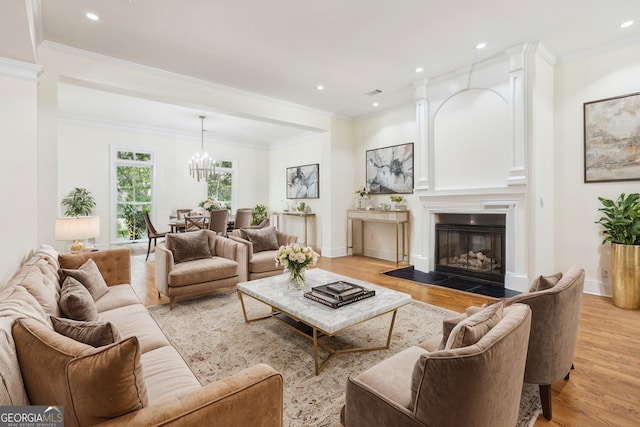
[[584, 92, 640, 183], [366, 143, 414, 194], [286, 163, 319, 199]]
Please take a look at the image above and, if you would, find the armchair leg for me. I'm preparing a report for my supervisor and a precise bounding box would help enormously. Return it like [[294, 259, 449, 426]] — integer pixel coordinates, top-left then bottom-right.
[[539, 384, 552, 420], [565, 363, 575, 380]]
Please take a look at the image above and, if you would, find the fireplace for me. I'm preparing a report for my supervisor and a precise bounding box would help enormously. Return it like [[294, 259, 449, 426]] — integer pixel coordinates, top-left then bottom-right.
[[434, 213, 505, 285]]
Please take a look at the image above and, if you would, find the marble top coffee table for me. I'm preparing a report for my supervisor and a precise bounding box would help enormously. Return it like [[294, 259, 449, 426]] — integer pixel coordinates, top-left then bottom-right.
[[236, 268, 412, 374]]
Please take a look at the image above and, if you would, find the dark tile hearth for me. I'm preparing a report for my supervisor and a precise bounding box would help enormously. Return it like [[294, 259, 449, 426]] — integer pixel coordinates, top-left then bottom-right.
[[383, 266, 520, 299]]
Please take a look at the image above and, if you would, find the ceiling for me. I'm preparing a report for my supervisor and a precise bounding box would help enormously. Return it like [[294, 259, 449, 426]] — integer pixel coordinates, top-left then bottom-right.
[[14, 1, 640, 143]]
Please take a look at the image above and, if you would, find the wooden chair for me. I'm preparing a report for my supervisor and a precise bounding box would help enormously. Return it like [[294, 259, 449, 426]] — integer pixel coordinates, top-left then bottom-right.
[[143, 211, 167, 261], [185, 215, 206, 232], [234, 208, 253, 230], [209, 209, 230, 237], [176, 209, 191, 220]]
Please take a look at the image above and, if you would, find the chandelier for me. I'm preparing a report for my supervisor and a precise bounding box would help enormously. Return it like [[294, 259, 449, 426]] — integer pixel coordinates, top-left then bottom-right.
[[189, 115, 215, 182]]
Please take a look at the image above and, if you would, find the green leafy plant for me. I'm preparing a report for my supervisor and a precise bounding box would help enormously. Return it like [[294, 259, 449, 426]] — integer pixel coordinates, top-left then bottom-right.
[[251, 204, 269, 226], [596, 193, 640, 245], [390, 194, 404, 203], [61, 187, 96, 216]]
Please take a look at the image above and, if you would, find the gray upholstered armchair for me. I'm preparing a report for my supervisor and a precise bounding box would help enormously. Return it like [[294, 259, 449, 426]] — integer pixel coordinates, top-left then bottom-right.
[[229, 226, 297, 280], [505, 266, 585, 420], [155, 229, 247, 309], [341, 303, 532, 427]]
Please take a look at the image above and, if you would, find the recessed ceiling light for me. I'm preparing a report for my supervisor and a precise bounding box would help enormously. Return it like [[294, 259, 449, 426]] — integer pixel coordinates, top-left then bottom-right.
[[372, 102, 379, 107], [415, 67, 424, 73], [316, 84, 324, 91], [475, 42, 487, 50], [620, 20, 634, 28], [86, 12, 100, 21]]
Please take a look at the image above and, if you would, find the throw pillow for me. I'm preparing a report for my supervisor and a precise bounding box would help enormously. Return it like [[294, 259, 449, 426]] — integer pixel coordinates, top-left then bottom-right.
[[12, 318, 147, 427], [51, 316, 121, 348], [445, 301, 504, 349], [166, 230, 212, 263], [529, 272, 563, 292], [243, 226, 279, 253], [59, 258, 109, 301], [59, 277, 99, 322]]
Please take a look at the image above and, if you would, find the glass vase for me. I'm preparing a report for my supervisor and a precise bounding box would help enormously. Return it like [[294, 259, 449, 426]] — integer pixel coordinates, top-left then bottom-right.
[[287, 266, 306, 290]]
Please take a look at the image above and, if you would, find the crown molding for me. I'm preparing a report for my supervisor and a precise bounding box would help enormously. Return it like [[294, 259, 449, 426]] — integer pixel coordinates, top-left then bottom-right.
[[0, 56, 41, 80]]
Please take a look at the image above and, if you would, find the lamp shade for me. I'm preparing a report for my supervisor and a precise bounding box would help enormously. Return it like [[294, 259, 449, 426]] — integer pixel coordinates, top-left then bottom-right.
[[55, 216, 101, 241]]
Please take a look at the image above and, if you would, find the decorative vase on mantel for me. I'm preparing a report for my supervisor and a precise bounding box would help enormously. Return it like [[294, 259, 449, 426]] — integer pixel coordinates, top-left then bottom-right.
[[287, 266, 306, 290]]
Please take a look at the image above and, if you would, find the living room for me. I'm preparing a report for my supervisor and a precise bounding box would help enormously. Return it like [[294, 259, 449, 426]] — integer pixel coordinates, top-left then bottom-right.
[[1, 2, 640, 425]]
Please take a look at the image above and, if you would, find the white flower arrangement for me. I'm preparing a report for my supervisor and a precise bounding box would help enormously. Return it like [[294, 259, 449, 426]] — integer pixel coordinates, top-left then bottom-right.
[[275, 243, 319, 271], [199, 198, 226, 211], [355, 186, 370, 197]]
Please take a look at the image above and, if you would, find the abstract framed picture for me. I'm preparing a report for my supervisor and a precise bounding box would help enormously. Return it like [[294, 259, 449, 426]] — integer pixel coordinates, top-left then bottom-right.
[[286, 163, 319, 199], [584, 92, 640, 183], [366, 143, 414, 194]]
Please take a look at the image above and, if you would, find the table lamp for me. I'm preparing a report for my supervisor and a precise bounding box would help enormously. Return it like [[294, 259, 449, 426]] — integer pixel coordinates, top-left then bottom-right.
[[55, 216, 101, 253]]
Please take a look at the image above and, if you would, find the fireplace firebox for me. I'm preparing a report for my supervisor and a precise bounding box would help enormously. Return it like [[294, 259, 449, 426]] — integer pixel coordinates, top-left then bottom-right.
[[435, 213, 505, 285]]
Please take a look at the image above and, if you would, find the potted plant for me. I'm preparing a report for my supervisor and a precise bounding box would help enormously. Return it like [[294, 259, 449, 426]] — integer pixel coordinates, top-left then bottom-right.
[[596, 192, 640, 309], [61, 187, 96, 216], [251, 204, 269, 226]]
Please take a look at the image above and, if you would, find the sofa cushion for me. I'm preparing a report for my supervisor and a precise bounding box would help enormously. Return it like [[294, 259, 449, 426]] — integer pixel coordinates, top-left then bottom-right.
[[7, 261, 61, 318], [98, 304, 170, 354], [445, 301, 504, 349], [249, 250, 282, 274], [168, 257, 239, 287], [60, 258, 109, 301], [243, 226, 279, 253], [166, 230, 213, 263], [529, 272, 563, 292], [51, 316, 121, 348], [94, 284, 142, 313], [59, 277, 99, 322], [140, 346, 201, 404], [12, 318, 148, 427]]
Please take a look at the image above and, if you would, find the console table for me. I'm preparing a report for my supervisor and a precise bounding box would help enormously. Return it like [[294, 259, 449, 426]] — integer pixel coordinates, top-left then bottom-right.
[[276, 211, 316, 247], [346, 209, 409, 266]]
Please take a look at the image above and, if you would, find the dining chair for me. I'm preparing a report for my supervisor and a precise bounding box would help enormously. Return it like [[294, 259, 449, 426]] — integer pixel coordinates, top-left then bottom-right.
[[176, 209, 191, 220], [143, 211, 167, 261], [209, 209, 230, 237], [184, 215, 206, 232], [234, 208, 253, 230]]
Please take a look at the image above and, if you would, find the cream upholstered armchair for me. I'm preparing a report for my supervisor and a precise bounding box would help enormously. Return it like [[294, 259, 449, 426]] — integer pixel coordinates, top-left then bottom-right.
[[504, 266, 585, 420], [229, 226, 297, 280], [341, 303, 532, 427], [155, 229, 247, 309]]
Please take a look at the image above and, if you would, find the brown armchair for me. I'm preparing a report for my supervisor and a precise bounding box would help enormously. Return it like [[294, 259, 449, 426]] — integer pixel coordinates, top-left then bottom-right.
[[342, 303, 532, 427], [505, 266, 585, 420], [143, 211, 167, 261], [155, 230, 247, 309], [229, 226, 297, 280]]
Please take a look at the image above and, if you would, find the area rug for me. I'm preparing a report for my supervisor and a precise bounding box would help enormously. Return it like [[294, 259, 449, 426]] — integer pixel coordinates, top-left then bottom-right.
[[147, 290, 541, 426]]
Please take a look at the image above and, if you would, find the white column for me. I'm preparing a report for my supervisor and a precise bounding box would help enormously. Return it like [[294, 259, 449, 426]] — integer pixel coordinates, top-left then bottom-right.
[[414, 79, 429, 190], [506, 44, 528, 186]]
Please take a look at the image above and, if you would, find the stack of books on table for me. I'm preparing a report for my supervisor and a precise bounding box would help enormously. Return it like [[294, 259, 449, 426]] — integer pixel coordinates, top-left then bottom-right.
[[304, 281, 375, 308]]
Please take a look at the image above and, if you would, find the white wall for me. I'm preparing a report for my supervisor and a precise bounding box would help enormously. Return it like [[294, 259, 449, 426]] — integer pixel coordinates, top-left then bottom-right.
[[353, 104, 416, 261], [0, 59, 39, 282], [554, 42, 640, 296]]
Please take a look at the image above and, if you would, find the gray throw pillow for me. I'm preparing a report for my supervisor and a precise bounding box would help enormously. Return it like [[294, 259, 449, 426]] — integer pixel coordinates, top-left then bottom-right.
[[166, 229, 213, 263], [59, 258, 109, 301], [243, 226, 279, 253], [59, 277, 99, 322], [51, 316, 121, 348], [529, 272, 563, 292], [445, 301, 504, 349]]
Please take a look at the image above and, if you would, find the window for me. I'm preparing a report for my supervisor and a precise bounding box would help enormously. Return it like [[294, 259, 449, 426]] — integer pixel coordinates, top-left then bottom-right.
[[207, 160, 236, 210], [113, 149, 154, 242]]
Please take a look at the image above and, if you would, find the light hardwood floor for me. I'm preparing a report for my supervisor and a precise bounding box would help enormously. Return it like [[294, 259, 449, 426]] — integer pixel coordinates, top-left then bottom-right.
[[132, 254, 640, 426]]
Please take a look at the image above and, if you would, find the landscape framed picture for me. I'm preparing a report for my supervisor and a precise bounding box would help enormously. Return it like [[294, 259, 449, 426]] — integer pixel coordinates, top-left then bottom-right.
[[584, 92, 640, 183], [286, 163, 319, 199], [365, 143, 414, 194]]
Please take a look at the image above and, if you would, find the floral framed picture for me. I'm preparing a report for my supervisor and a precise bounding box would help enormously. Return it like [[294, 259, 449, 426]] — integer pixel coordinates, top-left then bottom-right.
[[584, 92, 640, 183], [286, 163, 319, 199], [366, 143, 414, 194]]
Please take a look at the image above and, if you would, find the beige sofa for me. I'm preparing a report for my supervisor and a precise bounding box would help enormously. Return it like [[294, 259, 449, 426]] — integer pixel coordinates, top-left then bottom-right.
[[230, 226, 297, 280], [0, 246, 282, 427], [155, 229, 248, 309]]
